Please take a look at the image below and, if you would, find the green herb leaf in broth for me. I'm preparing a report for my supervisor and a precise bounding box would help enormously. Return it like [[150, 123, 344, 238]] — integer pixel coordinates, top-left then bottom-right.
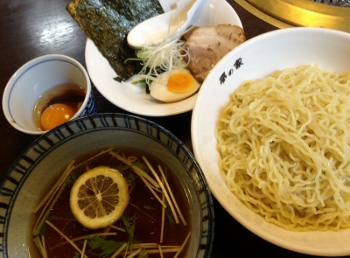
[[122, 213, 136, 248], [143, 205, 156, 210], [65, 174, 75, 185], [133, 160, 149, 172], [115, 163, 133, 173], [87, 235, 126, 258], [166, 206, 176, 227]]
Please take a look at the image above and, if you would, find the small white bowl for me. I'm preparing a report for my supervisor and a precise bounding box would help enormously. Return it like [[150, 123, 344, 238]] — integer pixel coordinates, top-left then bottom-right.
[[191, 27, 350, 256], [2, 54, 97, 135]]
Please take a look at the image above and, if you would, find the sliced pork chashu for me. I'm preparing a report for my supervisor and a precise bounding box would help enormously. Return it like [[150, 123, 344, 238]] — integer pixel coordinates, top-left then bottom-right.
[[185, 24, 246, 83]]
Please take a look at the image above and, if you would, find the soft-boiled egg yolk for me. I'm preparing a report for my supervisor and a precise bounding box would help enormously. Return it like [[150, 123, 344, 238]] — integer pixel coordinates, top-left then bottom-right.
[[150, 69, 200, 102], [40, 103, 76, 131], [167, 70, 197, 93]]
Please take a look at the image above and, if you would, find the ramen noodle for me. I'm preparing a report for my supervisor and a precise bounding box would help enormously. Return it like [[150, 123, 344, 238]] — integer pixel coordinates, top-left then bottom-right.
[[215, 65, 350, 231]]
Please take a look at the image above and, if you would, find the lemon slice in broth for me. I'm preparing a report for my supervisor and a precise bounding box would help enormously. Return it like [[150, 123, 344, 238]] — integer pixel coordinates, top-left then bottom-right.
[[70, 166, 129, 229]]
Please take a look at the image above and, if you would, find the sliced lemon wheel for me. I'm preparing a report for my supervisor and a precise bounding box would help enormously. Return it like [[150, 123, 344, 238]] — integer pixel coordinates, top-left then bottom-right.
[[70, 166, 129, 229]]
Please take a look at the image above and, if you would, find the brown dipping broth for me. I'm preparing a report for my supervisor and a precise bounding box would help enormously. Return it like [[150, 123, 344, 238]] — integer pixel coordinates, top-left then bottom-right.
[[31, 147, 191, 258]]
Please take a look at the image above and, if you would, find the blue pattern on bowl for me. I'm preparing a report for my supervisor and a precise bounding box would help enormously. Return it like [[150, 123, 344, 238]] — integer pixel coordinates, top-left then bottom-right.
[[0, 113, 214, 258]]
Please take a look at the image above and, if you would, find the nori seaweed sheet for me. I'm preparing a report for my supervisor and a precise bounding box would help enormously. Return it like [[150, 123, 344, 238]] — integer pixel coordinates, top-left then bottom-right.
[[67, 0, 164, 80]]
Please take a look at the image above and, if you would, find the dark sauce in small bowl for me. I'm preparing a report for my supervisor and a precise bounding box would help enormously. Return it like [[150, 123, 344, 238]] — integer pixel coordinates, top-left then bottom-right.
[[33, 83, 86, 131]]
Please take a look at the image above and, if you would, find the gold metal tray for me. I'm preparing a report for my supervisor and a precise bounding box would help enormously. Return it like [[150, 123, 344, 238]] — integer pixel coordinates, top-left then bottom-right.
[[234, 0, 350, 33]]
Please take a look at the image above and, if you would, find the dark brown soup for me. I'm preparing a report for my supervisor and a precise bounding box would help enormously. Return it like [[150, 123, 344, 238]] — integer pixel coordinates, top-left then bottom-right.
[[31, 147, 191, 258], [33, 83, 86, 131]]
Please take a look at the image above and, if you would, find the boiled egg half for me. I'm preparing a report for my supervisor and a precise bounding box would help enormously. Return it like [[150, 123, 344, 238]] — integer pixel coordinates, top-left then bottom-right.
[[150, 69, 200, 102]]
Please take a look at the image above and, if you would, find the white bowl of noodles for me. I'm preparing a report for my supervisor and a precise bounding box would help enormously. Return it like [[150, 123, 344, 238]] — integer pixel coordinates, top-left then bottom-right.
[[191, 27, 350, 256]]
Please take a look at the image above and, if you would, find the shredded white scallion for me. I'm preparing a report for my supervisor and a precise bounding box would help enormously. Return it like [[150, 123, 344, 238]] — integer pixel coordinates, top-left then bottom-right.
[[134, 29, 190, 85]]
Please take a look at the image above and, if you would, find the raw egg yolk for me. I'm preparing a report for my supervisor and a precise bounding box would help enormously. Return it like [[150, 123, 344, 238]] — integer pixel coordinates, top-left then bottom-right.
[[40, 103, 76, 131], [167, 71, 196, 93]]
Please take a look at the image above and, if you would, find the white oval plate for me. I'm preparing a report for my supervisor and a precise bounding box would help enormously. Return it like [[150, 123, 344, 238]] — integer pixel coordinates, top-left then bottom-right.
[[191, 27, 350, 256], [85, 0, 242, 116]]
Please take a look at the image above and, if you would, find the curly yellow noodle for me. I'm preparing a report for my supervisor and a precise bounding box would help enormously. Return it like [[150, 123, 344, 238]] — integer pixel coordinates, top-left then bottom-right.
[[215, 65, 350, 231]]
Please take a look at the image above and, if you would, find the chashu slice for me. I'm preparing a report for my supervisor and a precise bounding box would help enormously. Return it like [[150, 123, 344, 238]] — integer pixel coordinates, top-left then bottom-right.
[[184, 24, 246, 83]]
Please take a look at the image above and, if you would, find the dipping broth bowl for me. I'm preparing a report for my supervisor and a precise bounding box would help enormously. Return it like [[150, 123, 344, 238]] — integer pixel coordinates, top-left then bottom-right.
[[2, 54, 98, 135], [0, 113, 214, 257]]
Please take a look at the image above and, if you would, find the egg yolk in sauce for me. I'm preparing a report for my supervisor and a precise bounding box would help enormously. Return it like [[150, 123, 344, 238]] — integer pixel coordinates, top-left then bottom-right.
[[167, 71, 196, 93], [40, 103, 76, 131]]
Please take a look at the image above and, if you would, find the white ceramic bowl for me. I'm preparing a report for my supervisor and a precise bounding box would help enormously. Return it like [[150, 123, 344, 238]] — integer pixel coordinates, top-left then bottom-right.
[[2, 54, 97, 135], [0, 113, 214, 258], [191, 27, 350, 256], [85, 0, 243, 116]]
